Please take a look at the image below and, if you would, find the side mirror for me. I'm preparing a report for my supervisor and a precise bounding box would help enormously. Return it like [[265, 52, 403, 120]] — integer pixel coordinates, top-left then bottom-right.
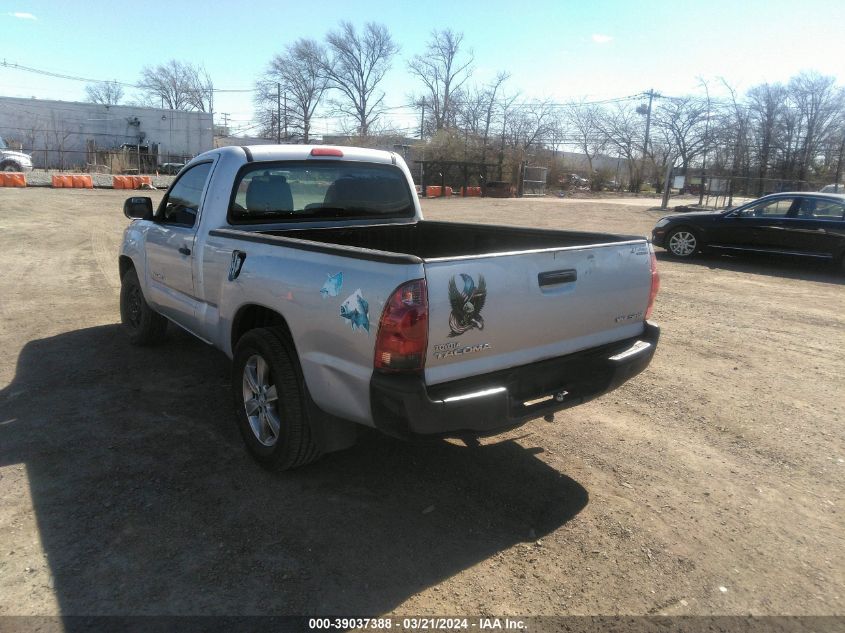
[[124, 196, 154, 220]]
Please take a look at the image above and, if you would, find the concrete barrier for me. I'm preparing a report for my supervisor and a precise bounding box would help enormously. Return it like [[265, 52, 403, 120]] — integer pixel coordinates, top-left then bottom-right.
[[0, 172, 26, 187], [52, 175, 93, 188], [113, 175, 152, 189]]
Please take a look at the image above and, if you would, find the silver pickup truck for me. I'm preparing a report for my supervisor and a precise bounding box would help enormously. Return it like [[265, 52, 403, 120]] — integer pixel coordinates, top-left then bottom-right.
[[119, 145, 660, 470]]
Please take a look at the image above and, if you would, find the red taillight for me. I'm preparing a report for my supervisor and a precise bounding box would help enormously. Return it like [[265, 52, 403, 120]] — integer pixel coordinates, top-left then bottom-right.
[[644, 248, 660, 320], [310, 147, 344, 157], [374, 279, 428, 372]]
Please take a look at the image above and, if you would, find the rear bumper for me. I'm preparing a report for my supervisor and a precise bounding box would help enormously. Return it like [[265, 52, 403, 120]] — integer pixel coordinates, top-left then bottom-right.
[[370, 322, 660, 438]]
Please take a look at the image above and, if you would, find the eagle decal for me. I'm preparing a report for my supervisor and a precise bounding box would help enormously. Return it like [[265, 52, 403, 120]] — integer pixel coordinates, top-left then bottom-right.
[[448, 273, 487, 337]]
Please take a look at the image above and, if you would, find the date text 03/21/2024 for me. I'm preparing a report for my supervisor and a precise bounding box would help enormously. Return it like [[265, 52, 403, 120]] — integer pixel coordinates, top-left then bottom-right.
[[308, 617, 526, 630]]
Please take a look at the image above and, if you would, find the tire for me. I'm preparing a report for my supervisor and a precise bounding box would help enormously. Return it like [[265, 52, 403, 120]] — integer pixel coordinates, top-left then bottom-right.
[[119, 268, 168, 345], [1, 162, 22, 172], [665, 227, 700, 258], [232, 327, 321, 471]]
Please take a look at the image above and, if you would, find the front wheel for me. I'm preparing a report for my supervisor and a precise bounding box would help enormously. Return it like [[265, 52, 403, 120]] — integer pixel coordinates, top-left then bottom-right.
[[666, 228, 699, 258], [120, 268, 168, 345], [232, 327, 321, 470]]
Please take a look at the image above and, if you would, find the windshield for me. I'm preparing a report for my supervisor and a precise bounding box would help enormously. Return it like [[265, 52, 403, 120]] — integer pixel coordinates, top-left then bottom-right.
[[229, 161, 415, 223]]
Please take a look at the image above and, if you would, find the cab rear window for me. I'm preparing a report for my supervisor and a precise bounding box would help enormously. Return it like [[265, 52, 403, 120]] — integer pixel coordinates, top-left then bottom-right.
[[229, 161, 415, 223]]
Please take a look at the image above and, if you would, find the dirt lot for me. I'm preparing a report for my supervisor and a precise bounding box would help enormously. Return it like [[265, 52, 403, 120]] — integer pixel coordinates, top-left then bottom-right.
[[0, 188, 843, 617]]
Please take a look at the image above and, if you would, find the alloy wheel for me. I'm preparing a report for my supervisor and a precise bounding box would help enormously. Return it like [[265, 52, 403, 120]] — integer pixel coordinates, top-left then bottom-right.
[[668, 230, 697, 257], [242, 354, 281, 447]]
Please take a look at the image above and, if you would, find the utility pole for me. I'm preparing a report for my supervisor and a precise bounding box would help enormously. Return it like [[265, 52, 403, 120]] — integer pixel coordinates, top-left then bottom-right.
[[637, 89, 657, 193], [419, 100, 426, 140], [834, 133, 845, 193], [276, 83, 281, 144], [283, 92, 288, 142], [661, 161, 673, 209], [221, 113, 230, 135], [698, 80, 712, 206]]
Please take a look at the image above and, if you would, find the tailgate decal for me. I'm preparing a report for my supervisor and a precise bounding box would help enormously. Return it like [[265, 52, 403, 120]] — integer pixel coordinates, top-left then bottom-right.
[[447, 273, 487, 337]]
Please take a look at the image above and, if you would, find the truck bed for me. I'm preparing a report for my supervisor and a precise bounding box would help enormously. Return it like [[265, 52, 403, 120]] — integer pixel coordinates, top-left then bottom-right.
[[210, 219, 653, 388], [257, 220, 642, 260]]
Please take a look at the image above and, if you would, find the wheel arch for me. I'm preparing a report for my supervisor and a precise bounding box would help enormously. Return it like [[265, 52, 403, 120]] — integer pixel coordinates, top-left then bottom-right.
[[118, 255, 135, 280], [230, 304, 292, 354], [229, 304, 359, 457]]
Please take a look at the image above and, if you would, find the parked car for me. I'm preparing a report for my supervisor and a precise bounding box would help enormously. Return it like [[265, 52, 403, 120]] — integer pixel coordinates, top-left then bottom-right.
[[119, 145, 660, 470], [159, 162, 185, 175], [652, 192, 845, 269], [820, 184, 844, 194], [0, 136, 33, 173]]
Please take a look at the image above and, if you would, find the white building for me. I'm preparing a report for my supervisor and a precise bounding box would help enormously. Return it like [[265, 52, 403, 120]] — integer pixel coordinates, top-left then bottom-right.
[[0, 96, 213, 169]]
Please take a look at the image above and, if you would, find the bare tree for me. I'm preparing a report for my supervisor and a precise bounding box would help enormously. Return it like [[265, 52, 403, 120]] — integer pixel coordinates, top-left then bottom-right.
[[566, 100, 608, 174], [496, 91, 520, 180], [408, 29, 474, 131], [321, 22, 399, 136], [84, 81, 124, 106], [653, 97, 708, 172], [597, 103, 645, 191], [479, 72, 510, 164], [719, 79, 752, 198], [49, 112, 74, 170], [258, 39, 330, 143], [455, 72, 510, 174], [746, 83, 787, 193], [507, 99, 555, 153], [139, 60, 213, 112], [788, 72, 843, 182]]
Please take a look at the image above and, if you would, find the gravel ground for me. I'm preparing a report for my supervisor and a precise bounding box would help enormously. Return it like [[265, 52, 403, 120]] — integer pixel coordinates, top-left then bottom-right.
[[0, 189, 842, 618]]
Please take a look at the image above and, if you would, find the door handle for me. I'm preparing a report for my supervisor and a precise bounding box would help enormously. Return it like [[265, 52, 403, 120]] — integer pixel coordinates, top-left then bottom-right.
[[178, 246, 191, 256], [538, 269, 577, 287]]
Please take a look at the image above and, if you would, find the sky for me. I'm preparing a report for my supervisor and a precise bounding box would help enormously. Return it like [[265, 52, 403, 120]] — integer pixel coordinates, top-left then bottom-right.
[[2, 0, 844, 138]]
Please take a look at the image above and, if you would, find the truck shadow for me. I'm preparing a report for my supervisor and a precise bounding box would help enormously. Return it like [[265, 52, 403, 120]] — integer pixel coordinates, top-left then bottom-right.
[[0, 325, 587, 615], [656, 251, 845, 285]]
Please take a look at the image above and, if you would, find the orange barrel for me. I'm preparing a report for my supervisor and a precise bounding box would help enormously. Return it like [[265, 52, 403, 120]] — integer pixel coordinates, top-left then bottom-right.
[[113, 176, 126, 189], [10, 173, 26, 187], [51, 175, 64, 188], [72, 175, 92, 188], [426, 185, 442, 197]]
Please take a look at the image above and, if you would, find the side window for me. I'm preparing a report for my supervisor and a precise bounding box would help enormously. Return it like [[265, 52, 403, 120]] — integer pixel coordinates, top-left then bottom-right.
[[802, 199, 845, 221], [739, 197, 795, 218], [158, 162, 212, 226]]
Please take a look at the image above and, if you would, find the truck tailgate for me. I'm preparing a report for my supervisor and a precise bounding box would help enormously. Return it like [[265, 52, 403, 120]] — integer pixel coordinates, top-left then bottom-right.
[[424, 240, 652, 386]]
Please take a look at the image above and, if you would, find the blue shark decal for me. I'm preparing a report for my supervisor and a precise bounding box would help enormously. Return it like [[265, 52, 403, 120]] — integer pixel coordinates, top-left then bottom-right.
[[339, 289, 369, 332], [320, 271, 343, 298]]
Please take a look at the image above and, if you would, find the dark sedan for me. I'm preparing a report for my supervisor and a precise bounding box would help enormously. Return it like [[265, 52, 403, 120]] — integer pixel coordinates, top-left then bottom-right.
[[652, 192, 845, 270]]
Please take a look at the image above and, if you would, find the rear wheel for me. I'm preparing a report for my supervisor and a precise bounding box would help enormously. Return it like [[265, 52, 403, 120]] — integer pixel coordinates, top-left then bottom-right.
[[666, 227, 699, 258], [232, 327, 321, 470], [1, 162, 22, 172], [120, 268, 168, 345]]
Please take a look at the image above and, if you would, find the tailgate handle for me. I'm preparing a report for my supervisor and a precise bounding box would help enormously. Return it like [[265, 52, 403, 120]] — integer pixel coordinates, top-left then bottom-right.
[[538, 269, 577, 287]]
